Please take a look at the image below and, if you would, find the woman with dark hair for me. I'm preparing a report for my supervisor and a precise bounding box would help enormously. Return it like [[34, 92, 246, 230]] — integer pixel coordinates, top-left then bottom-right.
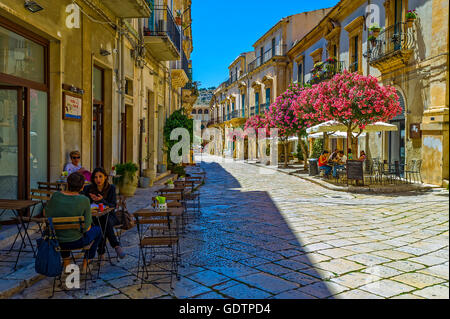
[[46, 172, 102, 272], [81, 168, 126, 260]]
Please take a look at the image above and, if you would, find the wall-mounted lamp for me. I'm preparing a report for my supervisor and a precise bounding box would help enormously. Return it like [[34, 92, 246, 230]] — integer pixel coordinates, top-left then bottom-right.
[[100, 49, 111, 56], [24, 0, 43, 13]]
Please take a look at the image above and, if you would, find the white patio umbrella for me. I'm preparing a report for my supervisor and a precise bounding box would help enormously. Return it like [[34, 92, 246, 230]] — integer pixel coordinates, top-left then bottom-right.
[[306, 120, 398, 134], [308, 132, 366, 139]]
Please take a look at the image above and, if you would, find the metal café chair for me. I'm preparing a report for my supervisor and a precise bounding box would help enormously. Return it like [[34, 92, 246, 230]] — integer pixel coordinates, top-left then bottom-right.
[[134, 210, 180, 290]]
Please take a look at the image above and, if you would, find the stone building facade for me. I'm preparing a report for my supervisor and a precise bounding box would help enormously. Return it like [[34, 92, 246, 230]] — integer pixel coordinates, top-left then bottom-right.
[[0, 0, 197, 202]]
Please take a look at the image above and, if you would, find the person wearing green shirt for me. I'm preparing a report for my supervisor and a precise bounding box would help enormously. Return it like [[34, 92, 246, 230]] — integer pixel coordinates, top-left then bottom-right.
[[46, 172, 101, 270]]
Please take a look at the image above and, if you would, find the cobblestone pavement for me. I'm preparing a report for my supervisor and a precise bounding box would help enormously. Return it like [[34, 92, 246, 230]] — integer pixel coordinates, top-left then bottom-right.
[[10, 155, 449, 299]]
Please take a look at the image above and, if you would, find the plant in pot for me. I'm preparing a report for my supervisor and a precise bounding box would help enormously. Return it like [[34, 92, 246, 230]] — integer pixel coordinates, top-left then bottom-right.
[[368, 34, 377, 47], [167, 179, 175, 189], [175, 10, 182, 25], [406, 9, 417, 28], [113, 162, 139, 196], [369, 24, 381, 37], [155, 196, 167, 212]]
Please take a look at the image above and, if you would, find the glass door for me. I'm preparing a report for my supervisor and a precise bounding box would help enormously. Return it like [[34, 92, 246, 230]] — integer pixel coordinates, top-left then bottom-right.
[[0, 86, 23, 200]]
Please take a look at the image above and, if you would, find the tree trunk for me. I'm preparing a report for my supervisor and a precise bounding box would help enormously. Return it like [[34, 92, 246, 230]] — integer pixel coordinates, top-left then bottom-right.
[[298, 134, 308, 170], [283, 142, 288, 168]]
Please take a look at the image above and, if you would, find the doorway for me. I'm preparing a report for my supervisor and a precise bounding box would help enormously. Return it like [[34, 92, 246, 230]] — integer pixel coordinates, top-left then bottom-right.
[[92, 66, 104, 168]]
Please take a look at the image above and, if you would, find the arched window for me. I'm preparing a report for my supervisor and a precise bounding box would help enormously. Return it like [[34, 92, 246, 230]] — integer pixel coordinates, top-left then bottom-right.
[[198, 109, 203, 114], [393, 89, 405, 120], [192, 109, 197, 114], [204, 109, 209, 114]]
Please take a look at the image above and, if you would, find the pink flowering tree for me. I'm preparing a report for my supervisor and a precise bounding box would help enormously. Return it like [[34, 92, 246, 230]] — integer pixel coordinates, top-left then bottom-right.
[[302, 71, 401, 156], [265, 83, 317, 167]]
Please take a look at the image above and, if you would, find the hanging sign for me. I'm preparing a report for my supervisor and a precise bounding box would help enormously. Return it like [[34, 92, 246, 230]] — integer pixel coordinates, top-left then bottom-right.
[[63, 91, 82, 121]]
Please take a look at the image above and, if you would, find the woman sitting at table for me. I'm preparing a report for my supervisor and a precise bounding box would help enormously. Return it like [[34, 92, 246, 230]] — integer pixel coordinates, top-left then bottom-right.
[[359, 150, 367, 161], [318, 150, 332, 177], [45, 172, 102, 272], [81, 167, 126, 260]]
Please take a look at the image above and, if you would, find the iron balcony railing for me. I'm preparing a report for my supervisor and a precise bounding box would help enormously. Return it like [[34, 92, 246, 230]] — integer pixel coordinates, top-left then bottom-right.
[[143, 5, 181, 54], [170, 49, 190, 75], [369, 22, 414, 63], [224, 73, 238, 87], [248, 44, 287, 73], [308, 60, 345, 85]]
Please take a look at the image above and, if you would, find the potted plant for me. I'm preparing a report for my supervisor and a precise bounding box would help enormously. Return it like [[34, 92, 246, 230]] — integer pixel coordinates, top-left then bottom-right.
[[368, 34, 377, 46], [179, 175, 185, 181], [406, 9, 417, 28], [369, 24, 381, 37], [113, 162, 139, 196], [175, 10, 182, 25], [167, 179, 175, 189], [155, 196, 167, 212]]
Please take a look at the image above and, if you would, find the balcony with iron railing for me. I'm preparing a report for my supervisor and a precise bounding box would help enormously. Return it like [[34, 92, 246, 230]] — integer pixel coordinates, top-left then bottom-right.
[[143, 5, 181, 61], [103, 0, 151, 18], [248, 44, 287, 73], [308, 59, 345, 85], [369, 22, 414, 71], [170, 49, 190, 88]]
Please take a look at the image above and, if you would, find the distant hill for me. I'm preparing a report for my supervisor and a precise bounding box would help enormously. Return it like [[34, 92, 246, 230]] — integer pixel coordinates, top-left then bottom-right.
[[195, 87, 215, 106]]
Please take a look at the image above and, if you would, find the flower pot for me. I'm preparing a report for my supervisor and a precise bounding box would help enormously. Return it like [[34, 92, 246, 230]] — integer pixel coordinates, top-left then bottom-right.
[[372, 29, 380, 37], [406, 18, 415, 28], [167, 183, 175, 189], [175, 17, 182, 25], [156, 203, 167, 212], [139, 177, 150, 188], [118, 175, 138, 196]]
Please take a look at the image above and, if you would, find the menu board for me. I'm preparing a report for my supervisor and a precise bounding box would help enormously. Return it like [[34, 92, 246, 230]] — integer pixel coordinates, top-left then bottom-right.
[[63, 91, 82, 120], [347, 160, 364, 182]]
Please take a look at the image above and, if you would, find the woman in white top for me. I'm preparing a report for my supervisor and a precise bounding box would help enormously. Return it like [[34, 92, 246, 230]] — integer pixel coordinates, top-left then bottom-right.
[[64, 150, 82, 174]]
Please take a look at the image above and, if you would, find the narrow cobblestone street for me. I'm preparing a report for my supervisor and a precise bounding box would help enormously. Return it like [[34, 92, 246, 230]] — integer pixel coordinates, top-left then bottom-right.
[[10, 155, 449, 299]]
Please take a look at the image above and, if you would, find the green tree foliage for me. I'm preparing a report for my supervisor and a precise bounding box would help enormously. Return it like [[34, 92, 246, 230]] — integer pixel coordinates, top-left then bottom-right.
[[311, 138, 324, 159], [163, 108, 193, 165]]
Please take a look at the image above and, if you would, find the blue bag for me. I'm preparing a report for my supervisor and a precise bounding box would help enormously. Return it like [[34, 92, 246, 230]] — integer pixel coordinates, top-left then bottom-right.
[[35, 218, 63, 277]]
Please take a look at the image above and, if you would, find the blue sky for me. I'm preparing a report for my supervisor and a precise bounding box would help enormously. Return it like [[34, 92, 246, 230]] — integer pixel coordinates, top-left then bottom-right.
[[190, 0, 339, 89]]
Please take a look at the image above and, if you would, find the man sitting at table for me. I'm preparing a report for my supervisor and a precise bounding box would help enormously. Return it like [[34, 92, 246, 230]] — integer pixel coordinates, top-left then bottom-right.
[[333, 151, 347, 178], [45, 172, 101, 272], [318, 150, 332, 177]]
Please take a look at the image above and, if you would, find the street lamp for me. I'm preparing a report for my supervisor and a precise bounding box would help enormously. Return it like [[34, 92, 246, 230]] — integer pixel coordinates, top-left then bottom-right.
[[24, 0, 43, 13]]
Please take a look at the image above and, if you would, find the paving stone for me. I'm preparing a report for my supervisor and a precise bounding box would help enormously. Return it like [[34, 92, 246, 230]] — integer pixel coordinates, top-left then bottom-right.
[[412, 285, 449, 299], [279, 272, 319, 286], [330, 271, 382, 289], [255, 263, 291, 276], [372, 250, 414, 260], [239, 272, 299, 294], [296, 282, 334, 298], [188, 270, 230, 288], [71, 283, 120, 299], [391, 273, 446, 289], [387, 260, 427, 272], [359, 279, 415, 298], [361, 265, 403, 278], [345, 253, 391, 266], [272, 289, 316, 299], [408, 255, 448, 267], [304, 243, 334, 252], [316, 258, 365, 275], [319, 248, 356, 258], [194, 291, 226, 299], [273, 259, 310, 271], [120, 283, 167, 299], [239, 257, 270, 267], [220, 283, 272, 299], [334, 289, 384, 299], [107, 275, 139, 289], [417, 264, 449, 280]]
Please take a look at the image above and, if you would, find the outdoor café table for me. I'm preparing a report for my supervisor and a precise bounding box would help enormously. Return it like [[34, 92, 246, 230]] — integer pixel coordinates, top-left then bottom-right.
[[91, 206, 115, 274], [0, 199, 40, 269]]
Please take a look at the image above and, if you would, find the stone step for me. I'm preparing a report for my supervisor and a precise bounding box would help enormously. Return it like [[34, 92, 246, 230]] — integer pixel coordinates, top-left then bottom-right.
[[154, 173, 178, 186], [153, 171, 171, 183]]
